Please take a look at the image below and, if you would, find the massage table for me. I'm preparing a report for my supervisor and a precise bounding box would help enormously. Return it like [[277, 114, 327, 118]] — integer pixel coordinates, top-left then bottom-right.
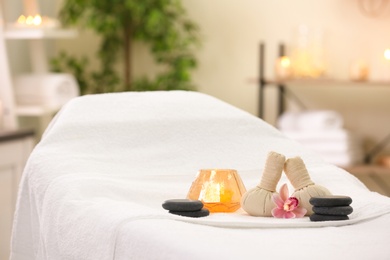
[[10, 91, 390, 259]]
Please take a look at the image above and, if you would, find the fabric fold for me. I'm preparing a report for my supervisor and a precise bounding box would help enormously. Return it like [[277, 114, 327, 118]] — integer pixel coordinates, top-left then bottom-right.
[[10, 91, 390, 260]]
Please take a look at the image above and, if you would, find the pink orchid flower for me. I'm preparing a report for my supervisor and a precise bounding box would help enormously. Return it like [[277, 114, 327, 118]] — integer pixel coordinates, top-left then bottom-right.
[[272, 184, 307, 219]]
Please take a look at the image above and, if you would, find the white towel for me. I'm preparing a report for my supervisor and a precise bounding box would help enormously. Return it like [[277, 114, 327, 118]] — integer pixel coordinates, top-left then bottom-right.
[[282, 129, 364, 166], [278, 110, 344, 131], [14, 73, 79, 109], [10, 91, 390, 260], [281, 129, 361, 143]]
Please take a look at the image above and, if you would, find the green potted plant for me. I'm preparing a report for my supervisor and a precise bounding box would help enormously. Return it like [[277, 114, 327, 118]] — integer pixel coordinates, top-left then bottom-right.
[[51, 0, 200, 95]]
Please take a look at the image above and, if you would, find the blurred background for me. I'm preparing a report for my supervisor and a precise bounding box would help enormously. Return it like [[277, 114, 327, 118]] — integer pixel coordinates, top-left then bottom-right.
[[2, 0, 390, 152], [2, 1, 390, 258], [1, 0, 390, 181]]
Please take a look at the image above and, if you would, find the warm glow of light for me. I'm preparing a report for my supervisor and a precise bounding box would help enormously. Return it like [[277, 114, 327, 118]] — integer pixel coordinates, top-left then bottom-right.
[[25, 15, 34, 25], [14, 14, 61, 28], [32, 15, 42, 26], [187, 169, 246, 213], [385, 49, 390, 60], [200, 182, 233, 203], [219, 186, 234, 203], [16, 14, 43, 26], [17, 15, 26, 24], [280, 56, 291, 68], [290, 49, 326, 78], [200, 182, 221, 202]]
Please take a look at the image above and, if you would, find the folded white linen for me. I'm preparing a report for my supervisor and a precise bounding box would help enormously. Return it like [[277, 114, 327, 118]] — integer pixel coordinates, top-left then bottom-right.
[[10, 91, 390, 260], [281, 129, 365, 166], [281, 129, 361, 142], [14, 73, 79, 109], [278, 110, 344, 131], [316, 153, 364, 167], [296, 142, 363, 154]]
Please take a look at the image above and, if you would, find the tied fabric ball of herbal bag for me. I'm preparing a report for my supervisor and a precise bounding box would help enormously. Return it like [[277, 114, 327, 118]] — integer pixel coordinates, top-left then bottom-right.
[[241, 152, 285, 216], [284, 157, 332, 215]]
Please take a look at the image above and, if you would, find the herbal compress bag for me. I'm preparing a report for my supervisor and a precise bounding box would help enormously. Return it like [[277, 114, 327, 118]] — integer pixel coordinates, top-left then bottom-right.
[[284, 156, 332, 215], [241, 152, 285, 216]]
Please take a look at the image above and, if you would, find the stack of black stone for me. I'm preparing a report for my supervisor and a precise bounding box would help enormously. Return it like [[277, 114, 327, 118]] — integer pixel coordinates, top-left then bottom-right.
[[162, 199, 210, 218], [309, 195, 353, 222]]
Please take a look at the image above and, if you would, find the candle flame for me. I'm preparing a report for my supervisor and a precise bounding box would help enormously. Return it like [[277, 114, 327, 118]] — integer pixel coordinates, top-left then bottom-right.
[[17, 15, 26, 24], [33, 15, 42, 26], [16, 14, 42, 26], [200, 182, 221, 202], [200, 181, 233, 203], [384, 49, 390, 60], [26, 15, 34, 25], [280, 56, 291, 68]]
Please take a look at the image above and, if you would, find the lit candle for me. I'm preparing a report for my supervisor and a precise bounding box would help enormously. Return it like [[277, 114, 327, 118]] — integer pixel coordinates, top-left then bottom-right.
[[187, 169, 247, 212], [14, 14, 59, 28], [200, 182, 234, 203], [219, 185, 234, 203], [382, 48, 390, 81], [25, 15, 34, 25], [32, 15, 42, 26], [275, 56, 292, 80], [385, 49, 390, 60], [349, 60, 369, 81], [17, 15, 26, 25], [200, 182, 221, 202]]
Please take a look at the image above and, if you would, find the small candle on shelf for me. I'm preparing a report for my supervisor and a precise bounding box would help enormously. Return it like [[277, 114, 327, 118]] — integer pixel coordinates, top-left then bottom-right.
[[275, 56, 292, 80], [15, 14, 40, 27], [349, 60, 369, 81], [14, 14, 59, 28], [381, 48, 390, 81], [26, 15, 35, 26], [385, 49, 390, 60], [32, 15, 42, 26], [17, 15, 26, 25]]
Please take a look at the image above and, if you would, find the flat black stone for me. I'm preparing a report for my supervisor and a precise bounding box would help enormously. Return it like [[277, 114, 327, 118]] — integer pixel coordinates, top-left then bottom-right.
[[169, 208, 210, 218], [309, 196, 352, 207], [310, 214, 349, 222], [313, 206, 353, 216], [162, 199, 204, 212]]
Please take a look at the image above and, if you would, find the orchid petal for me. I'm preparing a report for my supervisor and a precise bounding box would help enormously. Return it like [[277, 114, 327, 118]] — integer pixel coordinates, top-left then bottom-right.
[[292, 207, 307, 218], [272, 208, 285, 218], [284, 211, 296, 219], [280, 184, 289, 202], [272, 193, 284, 208]]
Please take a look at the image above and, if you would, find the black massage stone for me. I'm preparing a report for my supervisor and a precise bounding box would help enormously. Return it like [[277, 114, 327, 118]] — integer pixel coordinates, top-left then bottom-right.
[[309, 196, 352, 207], [312, 206, 353, 216], [162, 199, 204, 212], [310, 214, 349, 222], [169, 208, 210, 218]]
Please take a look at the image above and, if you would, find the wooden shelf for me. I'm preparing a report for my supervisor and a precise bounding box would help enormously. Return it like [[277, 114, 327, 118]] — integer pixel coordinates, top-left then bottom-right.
[[261, 78, 390, 87], [4, 28, 77, 40], [257, 43, 390, 165]]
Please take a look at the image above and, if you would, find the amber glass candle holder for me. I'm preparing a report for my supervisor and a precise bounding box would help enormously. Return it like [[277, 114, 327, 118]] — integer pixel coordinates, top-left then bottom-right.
[[187, 169, 247, 213]]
